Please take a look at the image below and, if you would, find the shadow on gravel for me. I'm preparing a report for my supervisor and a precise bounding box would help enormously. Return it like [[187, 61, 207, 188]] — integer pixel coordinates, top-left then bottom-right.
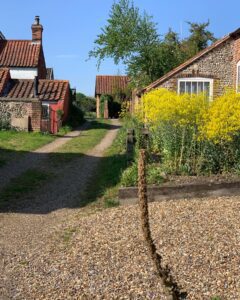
[[0, 120, 125, 214]]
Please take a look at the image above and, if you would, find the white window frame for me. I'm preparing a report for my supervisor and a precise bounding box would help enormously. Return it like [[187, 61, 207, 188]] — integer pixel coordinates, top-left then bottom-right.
[[41, 103, 50, 119], [178, 77, 214, 100], [236, 61, 240, 93]]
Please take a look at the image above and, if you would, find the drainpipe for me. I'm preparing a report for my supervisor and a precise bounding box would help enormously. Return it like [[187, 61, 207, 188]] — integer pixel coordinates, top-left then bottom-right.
[[34, 76, 39, 98]]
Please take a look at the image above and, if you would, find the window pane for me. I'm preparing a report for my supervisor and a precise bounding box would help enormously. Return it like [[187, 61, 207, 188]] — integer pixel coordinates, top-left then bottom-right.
[[186, 82, 191, 94], [180, 82, 185, 94], [42, 105, 49, 119], [192, 82, 197, 94], [198, 82, 203, 93], [204, 82, 210, 97]]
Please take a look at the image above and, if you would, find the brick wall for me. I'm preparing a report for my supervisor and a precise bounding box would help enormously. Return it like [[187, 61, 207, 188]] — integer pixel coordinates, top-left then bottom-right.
[[0, 99, 41, 131], [30, 100, 42, 131], [37, 46, 47, 79]]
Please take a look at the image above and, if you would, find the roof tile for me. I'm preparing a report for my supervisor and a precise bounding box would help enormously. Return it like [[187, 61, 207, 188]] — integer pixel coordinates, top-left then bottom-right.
[[0, 79, 69, 102], [0, 40, 40, 67], [95, 75, 129, 95]]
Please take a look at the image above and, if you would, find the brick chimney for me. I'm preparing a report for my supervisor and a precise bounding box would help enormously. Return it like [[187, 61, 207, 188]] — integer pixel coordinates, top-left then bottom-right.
[[31, 16, 43, 43]]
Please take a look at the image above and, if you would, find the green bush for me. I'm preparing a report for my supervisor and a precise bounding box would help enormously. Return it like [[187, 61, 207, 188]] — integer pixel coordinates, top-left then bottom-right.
[[0, 116, 11, 130], [76, 93, 96, 113], [121, 162, 164, 187]]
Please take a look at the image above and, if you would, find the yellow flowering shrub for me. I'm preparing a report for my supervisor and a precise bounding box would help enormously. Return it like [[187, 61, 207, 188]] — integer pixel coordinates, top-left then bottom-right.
[[200, 90, 240, 142], [134, 88, 240, 174], [138, 88, 208, 129]]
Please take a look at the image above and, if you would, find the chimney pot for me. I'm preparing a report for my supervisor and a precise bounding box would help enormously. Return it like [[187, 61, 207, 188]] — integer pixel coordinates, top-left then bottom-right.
[[34, 16, 40, 25], [32, 16, 43, 43]]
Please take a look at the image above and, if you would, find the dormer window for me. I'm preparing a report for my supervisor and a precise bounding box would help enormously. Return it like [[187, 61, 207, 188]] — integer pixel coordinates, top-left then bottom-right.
[[237, 61, 240, 93], [178, 78, 213, 100]]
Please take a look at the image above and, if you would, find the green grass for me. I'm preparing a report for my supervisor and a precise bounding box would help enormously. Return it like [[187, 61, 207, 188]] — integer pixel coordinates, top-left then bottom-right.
[[61, 227, 77, 243], [48, 119, 111, 166], [80, 125, 128, 209], [0, 169, 52, 209], [0, 128, 71, 167], [0, 131, 55, 152]]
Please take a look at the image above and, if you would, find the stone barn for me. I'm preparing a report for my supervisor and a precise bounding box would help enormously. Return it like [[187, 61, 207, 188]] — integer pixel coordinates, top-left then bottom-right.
[[133, 27, 240, 108]]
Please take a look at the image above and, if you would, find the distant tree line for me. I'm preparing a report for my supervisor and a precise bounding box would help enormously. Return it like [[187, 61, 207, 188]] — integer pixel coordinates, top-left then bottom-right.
[[89, 0, 216, 88]]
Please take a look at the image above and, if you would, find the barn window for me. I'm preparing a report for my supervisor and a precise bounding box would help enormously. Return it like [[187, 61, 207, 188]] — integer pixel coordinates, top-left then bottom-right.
[[42, 105, 49, 119], [237, 61, 240, 92], [178, 78, 213, 100]]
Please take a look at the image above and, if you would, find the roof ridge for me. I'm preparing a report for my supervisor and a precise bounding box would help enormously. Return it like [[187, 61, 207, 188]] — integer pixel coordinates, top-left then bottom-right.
[[96, 75, 129, 77], [143, 31, 236, 92]]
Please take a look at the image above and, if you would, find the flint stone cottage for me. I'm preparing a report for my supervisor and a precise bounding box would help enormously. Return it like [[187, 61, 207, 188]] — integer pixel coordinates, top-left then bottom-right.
[[0, 16, 70, 133], [133, 28, 240, 109], [95, 75, 129, 118]]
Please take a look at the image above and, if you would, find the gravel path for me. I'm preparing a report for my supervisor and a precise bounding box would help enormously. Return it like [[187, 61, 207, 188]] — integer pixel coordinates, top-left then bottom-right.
[[0, 122, 89, 190], [1, 196, 239, 299], [0, 119, 121, 299], [1, 119, 239, 299]]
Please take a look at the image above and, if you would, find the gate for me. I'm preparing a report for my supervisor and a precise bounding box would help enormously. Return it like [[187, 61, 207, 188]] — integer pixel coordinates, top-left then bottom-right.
[[41, 105, 52, 133]]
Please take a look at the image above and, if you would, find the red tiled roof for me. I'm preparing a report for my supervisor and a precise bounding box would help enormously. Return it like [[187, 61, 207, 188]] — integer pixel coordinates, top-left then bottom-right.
[[143, 28, 240, 92], [0, 79, 69, 102], [0, 40, 41, 67], [95, 75, 129, 96], [0, 68, 10, 93]]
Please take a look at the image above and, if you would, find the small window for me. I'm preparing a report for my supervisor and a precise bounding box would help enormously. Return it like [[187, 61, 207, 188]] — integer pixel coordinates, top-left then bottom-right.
[[42, 105, 49, 119], [178, 78, 213, 99], [237, 62, 240, 93]]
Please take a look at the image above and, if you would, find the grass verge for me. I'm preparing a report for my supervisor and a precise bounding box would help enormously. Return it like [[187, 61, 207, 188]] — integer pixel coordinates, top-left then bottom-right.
[[79, 124, 128, 210], [48, 119, 111, 166], [0, 127, 71, 167], [0, 169, 52, 209]]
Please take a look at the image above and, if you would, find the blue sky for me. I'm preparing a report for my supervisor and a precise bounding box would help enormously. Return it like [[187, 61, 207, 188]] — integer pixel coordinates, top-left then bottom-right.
[[1, 0, 240, 96]]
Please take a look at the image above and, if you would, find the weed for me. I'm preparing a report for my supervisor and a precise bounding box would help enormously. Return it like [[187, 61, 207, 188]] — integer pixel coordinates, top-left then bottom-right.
[[61, 227, 77, 243]]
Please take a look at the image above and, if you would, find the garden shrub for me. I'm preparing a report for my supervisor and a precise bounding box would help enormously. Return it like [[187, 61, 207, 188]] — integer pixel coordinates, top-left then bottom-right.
[[134, 88, 240, 175]]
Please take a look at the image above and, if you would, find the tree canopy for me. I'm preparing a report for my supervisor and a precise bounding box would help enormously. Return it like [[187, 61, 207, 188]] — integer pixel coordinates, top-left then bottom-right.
[[89, 0, 217, 88]]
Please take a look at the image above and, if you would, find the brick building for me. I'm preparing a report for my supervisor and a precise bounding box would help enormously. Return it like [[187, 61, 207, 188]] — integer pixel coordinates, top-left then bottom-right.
[[0, 16, 70, 133], [95, 75, 129, 118], [133, 28, 240, 109]]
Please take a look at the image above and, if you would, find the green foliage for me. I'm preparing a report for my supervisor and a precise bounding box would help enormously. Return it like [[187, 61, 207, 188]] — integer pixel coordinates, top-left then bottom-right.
[[182, 21, 217, 58], [56, 109, 64, 119], [0, 117, 11, 130], [135, 88, 240, 175], [90, 0, 216, 88], [121, 162, 164, 186], [67, 102, 84, 127], [76, 93, 96, 113]]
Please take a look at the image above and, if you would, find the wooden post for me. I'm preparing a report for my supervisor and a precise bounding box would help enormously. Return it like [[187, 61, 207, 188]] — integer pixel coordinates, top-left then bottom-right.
[[104, 99, 109, 119], [96, 95, 100, 118], [138, 149, 183, 300]]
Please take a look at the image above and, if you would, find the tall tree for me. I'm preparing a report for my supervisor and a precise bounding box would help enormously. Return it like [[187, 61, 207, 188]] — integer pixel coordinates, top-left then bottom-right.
[[89, 0, 217, 88], [182, 21, 217, 58], [89, 0, 160, 86]]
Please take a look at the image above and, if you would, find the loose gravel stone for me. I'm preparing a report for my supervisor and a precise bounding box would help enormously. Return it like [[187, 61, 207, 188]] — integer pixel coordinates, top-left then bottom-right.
[[1, 196, 239, 299]]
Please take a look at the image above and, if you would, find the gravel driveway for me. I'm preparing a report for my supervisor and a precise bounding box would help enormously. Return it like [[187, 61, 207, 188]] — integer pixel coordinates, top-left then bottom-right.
[[0, 119, 239, 299], [0, 122, 89, 190], [0, 119, 121, 299], [1, 196, 239, 299]]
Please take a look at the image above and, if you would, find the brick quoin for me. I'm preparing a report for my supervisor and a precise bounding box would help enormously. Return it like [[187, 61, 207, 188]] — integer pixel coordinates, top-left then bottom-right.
[[30, 100, 41, 131]]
